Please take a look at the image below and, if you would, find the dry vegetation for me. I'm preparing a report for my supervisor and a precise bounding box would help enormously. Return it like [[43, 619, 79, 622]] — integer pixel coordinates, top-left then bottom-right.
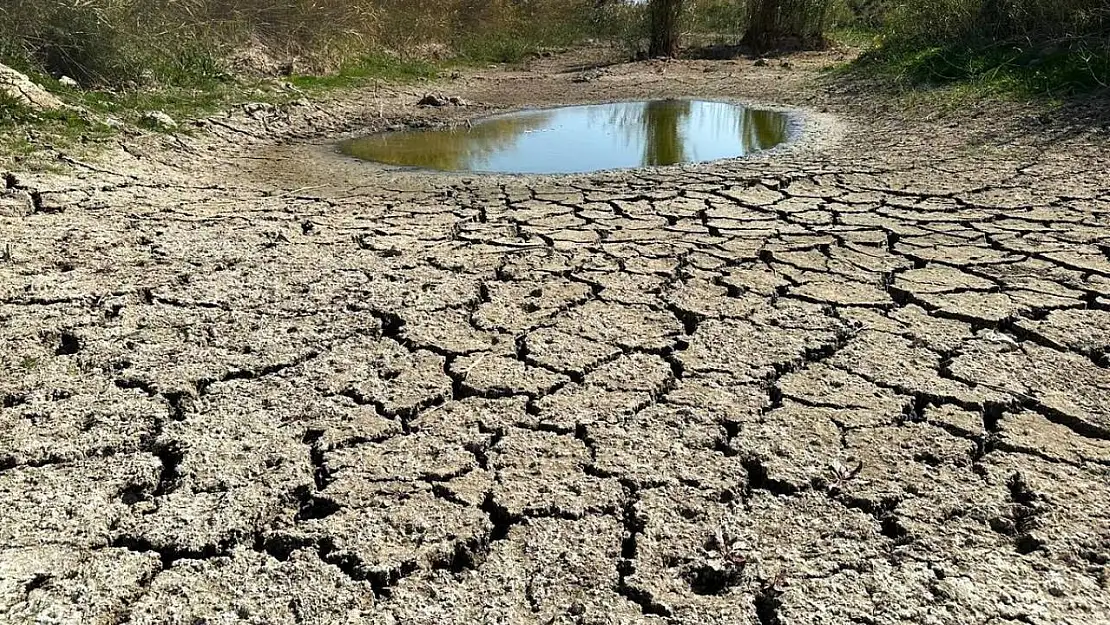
[[0, 0, 607, 88], [0, 0, 1105, 108]]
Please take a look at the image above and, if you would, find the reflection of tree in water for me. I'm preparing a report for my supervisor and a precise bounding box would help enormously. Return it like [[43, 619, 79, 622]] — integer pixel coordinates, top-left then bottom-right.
[[605, 100, 788, 166], [596, 100, 690, 166], [341, 101, 790, 173], [340, 110, 553, 171], [642, 99, 691, 166], [680, 104, 788, 156], [740, 109, 789, 152]]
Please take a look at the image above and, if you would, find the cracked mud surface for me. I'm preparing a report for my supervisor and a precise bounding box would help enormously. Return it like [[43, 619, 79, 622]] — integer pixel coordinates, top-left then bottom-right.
[[2, 50, 1110, 624]]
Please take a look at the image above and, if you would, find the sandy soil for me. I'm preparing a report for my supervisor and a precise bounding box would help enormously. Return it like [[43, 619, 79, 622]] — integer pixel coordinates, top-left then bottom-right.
[[2, 48, 1109, 625]]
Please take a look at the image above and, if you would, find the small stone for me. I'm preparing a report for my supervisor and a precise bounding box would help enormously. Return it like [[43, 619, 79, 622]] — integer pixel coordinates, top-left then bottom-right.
[[572, 70, 602, 83], [140, 111, 177, 130], [58, 76, 79, 88]]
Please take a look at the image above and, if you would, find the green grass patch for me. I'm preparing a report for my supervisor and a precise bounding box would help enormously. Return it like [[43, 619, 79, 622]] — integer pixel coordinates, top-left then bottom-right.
[[827, 26, 882, 49], [855, 38, 1109, 98], [1, 89, 115, 158], [78, 79, 275, 121], [288, 54, 440, 90], [829, 32, 1109, 110], [1, 50, 447, 165], [0, 123, 112, 170], [455, 32, 537, 65], [838, 0, 1110, 99]]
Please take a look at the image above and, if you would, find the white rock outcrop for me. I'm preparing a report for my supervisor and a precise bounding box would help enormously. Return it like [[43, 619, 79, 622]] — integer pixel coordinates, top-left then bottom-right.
[[0, 63, 64, 110]]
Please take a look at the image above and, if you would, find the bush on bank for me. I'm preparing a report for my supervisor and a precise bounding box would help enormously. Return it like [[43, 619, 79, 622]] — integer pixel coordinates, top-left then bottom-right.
[[854, 0, 1110, 95]]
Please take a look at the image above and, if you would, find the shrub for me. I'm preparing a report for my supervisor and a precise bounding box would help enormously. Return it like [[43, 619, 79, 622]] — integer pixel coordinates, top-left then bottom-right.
[[743, 0, 837, 50], [863, 0, 1110, 94], [0, 0, 615, 88]]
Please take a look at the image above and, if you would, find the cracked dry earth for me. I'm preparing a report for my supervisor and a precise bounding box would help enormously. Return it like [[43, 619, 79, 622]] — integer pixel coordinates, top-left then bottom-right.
[[3, 52, 1110, 625]]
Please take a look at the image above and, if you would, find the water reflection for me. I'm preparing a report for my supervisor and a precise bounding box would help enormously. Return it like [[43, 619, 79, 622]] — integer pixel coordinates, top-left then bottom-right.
[[642, 99, 689, 165], [340, 110, 554, 172], [339, 100, 789, 174]]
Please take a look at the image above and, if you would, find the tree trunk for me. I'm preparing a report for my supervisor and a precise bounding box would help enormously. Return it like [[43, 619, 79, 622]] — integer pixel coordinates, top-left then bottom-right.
[[980, 0, 1013, 37], [742, 0, 830, 52], [648, 0, 683, 58], [743, 0, 784, 51]]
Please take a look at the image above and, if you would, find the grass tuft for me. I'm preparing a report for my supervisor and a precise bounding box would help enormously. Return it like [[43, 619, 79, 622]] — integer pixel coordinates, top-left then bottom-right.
[[842, 0, 1110, 97], [857, 38, 1110, 97], [288, 55, 440, 90]]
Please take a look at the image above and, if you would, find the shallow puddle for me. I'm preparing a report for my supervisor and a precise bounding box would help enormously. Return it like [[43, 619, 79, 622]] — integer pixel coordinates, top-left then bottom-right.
[[338, 100, 790, 174]]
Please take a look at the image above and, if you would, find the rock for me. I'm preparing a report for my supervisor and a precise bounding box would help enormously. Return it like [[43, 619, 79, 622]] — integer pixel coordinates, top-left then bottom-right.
[[0, 63, 64, 110], [58, 76, 79, 88], [0, 189, 34, 217], [418, 94, 449, 107], [417, 94, 467, 107], [277, 60, 297, 76], [243, 101, 277, 119], [139, 111, 177, 130]]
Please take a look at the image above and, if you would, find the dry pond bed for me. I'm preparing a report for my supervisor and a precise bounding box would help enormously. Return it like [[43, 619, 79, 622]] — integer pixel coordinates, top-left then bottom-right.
[[1, 50, 1109, 624]]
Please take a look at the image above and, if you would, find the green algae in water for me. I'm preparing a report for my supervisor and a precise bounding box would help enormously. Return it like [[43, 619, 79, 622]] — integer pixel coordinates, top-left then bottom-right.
[[338, 100, 790, 174]]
